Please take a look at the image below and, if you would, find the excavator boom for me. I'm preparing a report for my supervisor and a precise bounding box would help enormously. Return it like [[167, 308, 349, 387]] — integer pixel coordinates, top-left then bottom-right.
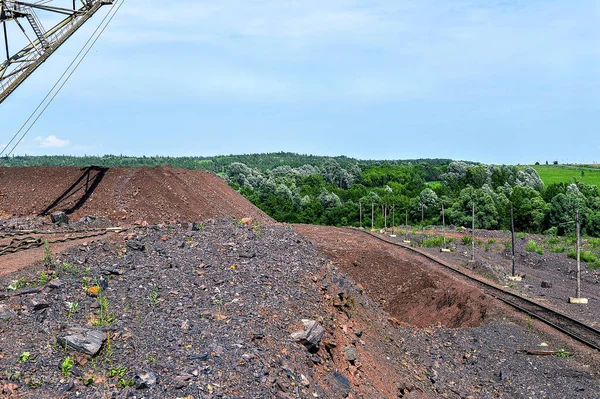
[[0, 0, 113, 104]]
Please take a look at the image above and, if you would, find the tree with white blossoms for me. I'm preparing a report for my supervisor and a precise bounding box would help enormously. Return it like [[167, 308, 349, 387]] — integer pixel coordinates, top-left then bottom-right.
[[318, 189, 342, 210]]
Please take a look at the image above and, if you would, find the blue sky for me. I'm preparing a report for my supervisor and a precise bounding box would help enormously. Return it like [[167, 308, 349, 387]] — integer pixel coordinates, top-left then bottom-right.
[[1, 0, 599, 164]]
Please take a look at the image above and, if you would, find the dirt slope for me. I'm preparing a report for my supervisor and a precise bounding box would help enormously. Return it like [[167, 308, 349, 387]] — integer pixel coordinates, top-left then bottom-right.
[[0, 166, 271, 224]]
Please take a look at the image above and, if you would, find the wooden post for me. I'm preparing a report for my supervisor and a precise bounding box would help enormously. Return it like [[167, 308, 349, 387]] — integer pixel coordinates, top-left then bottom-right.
[[421, 203, 424, 231], [371, 202, 374, 230], [384, 204, 387, 230], [576, 209, 581, 298], [359, 202, 362, 228], [392, 204, 395, 235], [511, 206, 516, 276], [471, 202, 475, 262], [442, 203, 446, 248]]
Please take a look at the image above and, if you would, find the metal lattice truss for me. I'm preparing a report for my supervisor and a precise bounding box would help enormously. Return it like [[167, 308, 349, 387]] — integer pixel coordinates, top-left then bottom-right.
[[0, 0, 113, 104]]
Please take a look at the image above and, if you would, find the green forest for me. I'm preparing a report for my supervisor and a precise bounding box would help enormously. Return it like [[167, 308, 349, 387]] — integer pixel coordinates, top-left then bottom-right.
[[3, 154, 600, 237]]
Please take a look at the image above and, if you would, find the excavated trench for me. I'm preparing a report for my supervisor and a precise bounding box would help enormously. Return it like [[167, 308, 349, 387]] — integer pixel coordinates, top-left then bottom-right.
[[294, 225, 495, 329]]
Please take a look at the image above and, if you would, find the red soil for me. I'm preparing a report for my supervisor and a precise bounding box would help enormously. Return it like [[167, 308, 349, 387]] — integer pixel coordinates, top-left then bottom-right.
[[294, 225, 496, 328], [0, 166, 272, 224]]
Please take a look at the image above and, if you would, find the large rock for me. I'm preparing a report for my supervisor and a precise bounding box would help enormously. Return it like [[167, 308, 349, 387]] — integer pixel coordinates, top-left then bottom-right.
[[51, 212, 69, 225], [291, 319, 325, 353], [57, 328, 106, 355], [327, 372, 351, 398]]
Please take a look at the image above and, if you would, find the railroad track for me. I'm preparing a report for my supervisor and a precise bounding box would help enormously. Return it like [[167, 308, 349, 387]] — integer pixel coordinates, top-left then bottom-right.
[[347, 228, 600, 352], [0, 228, 125, 257]]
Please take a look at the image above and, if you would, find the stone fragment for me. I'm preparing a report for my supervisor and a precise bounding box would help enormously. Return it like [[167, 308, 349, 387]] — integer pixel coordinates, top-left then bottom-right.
[[48, 279, 65, 289], [541, 281, 553, 288], [290, 319, 325, 353], [0, 304, 15, 319], [134, 371, 157, 389], [353, 330, 363, 338], [327, 372, 351, 398], [31, 296, 50, 311], [57, 328, 106, 356], [343, 347, 357, 362], [127, 240, 145, 251], [191, 222, 202, 231], [51, 212, 69, 225]]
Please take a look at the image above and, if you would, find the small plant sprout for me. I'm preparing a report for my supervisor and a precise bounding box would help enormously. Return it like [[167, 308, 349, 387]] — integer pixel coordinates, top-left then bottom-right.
[[526, 316, 533, 332], [7, 277, 26, 291], [109, 366, 128, 378], [61, 357, 74, 377], [555, 349, 570, 358], [66, 302, 79, 317], [42, 240, 54, 268], [117, 378, 135, 388], [18, 352, 31, 362], [147, 284, 158, 305], [92, 296, 115, 326], [39, 271, 49, 286]]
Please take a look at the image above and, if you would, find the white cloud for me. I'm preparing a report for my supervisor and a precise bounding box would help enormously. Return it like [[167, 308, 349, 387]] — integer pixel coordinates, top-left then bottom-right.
[[34, 135, 70, 148]]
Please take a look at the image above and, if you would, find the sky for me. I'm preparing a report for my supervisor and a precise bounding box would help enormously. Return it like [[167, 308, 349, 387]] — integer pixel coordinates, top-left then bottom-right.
[[0, 0, 598, 164]]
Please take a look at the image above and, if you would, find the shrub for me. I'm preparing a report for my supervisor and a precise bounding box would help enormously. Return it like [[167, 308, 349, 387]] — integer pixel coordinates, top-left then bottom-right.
[[544, 227, 558, 236], [550, 245, 566, 253], [421, 236, 445, 248], [525, 240, 544, 255], [462, 236, 473, 245], [588, 261, 600, 271], [587, 238, 600, 249], [517, 232, 526, 239], [567, 250, 597, 263]]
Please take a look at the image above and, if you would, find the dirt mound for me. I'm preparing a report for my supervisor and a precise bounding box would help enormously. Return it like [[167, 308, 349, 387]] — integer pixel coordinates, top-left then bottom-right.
[[0, 166, 271, 224], [294, 225, 495, 328]]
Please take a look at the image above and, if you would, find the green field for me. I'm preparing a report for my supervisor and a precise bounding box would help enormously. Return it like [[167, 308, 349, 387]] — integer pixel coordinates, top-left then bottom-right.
[[532, 165, 600, 187]]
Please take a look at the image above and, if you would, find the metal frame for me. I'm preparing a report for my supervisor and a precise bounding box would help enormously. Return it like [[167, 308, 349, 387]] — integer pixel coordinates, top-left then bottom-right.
[[0, 0, 113, 104]]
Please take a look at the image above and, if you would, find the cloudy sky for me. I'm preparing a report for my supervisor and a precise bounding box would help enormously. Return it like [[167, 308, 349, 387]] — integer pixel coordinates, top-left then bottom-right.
[[1, 0, 598, 164]]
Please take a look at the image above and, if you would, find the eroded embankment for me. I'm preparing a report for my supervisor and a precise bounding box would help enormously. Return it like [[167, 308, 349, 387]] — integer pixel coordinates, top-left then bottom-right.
[[294, 225, 496, 328]]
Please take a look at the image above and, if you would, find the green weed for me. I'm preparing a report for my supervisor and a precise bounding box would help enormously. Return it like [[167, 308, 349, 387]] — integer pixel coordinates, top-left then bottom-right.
[[549, 245, 567, 253], [7, 277, 26, 291], [18, 352, 31, 362], [38, 271, 49, 286], [567, 250, 598, 263], [92, 296, 115, 326], [61, 357, 74, 377], [555, 349, 570, 358], [517, 232, 526, 239], [525, 240, 544, 255], [117, 378, 135, 388], [42, 241, 54, 268], [109, 366, 128, 378], [147, 284, 159, 305]]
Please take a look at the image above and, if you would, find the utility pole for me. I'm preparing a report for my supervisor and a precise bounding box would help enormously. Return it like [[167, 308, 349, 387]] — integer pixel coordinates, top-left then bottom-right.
[[371, 202, 374, 231], [384, 204, 387, 230], [421, 203, 424, 231], [576, 209, 581, 298], [511, 206, 516, 276], [392, 204, 395, 235], [569, 209, 587, 304], [359, 202, 362, 228], [471, 202, 475, 262], [442, 203, 446, 248]]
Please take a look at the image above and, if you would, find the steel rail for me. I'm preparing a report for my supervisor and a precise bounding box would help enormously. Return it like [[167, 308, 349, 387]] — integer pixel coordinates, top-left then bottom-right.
[[346, 227, 600, 352]]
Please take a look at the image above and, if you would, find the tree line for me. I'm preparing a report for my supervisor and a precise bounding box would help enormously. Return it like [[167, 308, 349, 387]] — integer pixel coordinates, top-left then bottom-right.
[[3, 154, 599, 237]]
